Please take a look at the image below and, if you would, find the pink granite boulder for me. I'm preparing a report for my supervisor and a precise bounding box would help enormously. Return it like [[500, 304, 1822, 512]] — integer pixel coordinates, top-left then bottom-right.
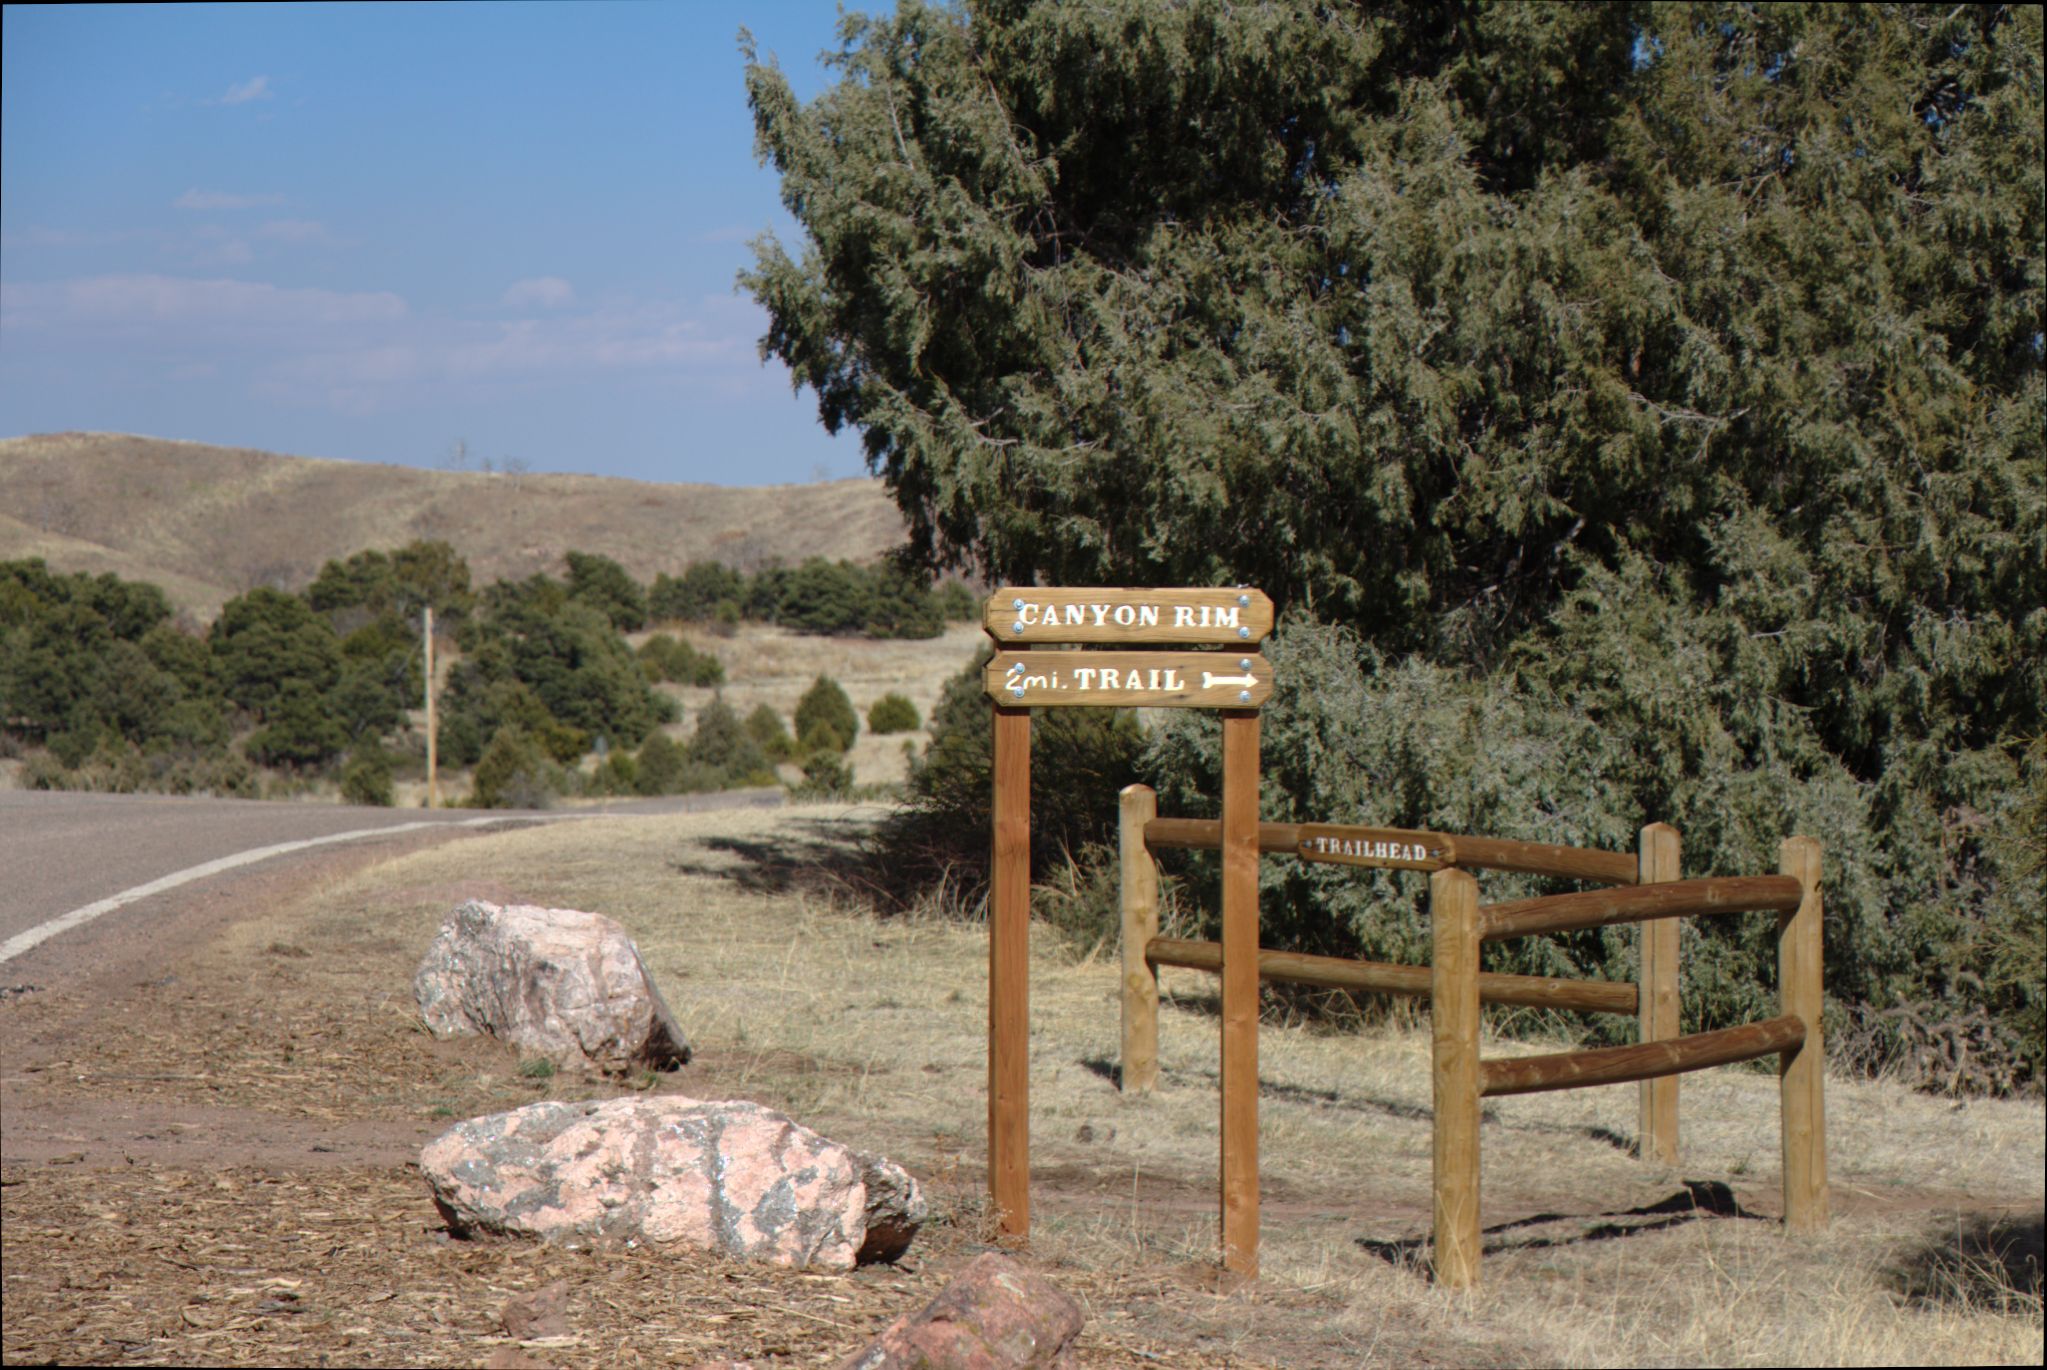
[[840, 1253, 1084, 1368], [420, 1096, 925, 1270], [413, 900, 689, 1074]]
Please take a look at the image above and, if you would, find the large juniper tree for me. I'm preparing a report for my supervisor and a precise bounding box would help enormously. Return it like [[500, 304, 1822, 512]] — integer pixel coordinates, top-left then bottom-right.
[[746, 2, 2045, 1087]]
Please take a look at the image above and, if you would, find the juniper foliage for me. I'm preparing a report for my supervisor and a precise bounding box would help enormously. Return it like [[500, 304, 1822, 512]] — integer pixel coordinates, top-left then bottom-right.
[[751, 3, 2045, 1089]]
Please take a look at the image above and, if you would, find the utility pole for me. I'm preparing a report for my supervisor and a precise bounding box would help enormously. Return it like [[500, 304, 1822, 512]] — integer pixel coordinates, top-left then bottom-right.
[[424, 605, 438, 808]]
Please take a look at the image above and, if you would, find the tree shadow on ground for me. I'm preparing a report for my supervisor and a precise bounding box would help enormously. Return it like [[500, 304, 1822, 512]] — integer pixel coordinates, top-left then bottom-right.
[[1891, 1212, 2044, 1313], [1356, 1180, 1764, 1268], [668, 820, 887, 901]]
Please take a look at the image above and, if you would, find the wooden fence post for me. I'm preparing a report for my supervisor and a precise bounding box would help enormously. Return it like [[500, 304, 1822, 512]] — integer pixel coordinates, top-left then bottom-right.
[[1120, 785, 1161, 1095], [1777, 835, 1828, 1233], [1219, 711, 1261, 1276], [423, 606, 438, 809], [1431, 866, 1482, 1289], [1637, 822, 1681, 1164], [989, 704, 1032, 1240]]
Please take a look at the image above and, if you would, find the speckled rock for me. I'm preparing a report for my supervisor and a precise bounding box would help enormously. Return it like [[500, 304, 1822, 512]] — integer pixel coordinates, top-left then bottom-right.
[[854, 1151, 924, 1265], [413, 900, 689, 1074], [420, 1096, 925, 1270], [840, 1253, 1083, 1368]]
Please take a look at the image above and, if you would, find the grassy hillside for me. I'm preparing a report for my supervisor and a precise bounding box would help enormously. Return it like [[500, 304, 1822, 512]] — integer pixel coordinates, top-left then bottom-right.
[[0, 432, 905, 622]]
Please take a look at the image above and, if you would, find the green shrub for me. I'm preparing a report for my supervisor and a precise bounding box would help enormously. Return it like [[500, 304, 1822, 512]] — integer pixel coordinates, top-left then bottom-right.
[[745, 704, 797, 762], [794, 675, 858, 753], [867, 692, 921, 735], [586, 751, 640, 797], [686, 697, 773, 788], [934, 580, 979, 622], [340, 749, 395, 807], [865, 644, 1145, 908], [791, 748, 854, 799], [649, 562, 746, 622], [565, 550, 647, 632], [469, 727, 560, 809], [798, 718, 848, 758], [1989, 736, 2047, 1075], [19, 752, 68, 791], [777, 559, 872, 635], [244, 680, 348, 769], [211, 587, 342, 718], [47, 724, 101, 770], [636, 731, 685, 796], [636, 633, 725, 686], [1145, 615, 2042, 1088]]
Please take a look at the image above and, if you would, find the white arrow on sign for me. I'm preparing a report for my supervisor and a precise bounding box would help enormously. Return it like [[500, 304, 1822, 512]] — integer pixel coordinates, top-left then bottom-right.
[[1202, 671, 1258, 689]]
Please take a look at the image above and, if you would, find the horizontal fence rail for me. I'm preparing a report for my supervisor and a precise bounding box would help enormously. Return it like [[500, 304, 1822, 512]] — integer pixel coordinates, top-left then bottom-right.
[[1482, 875, 1805, 942], [1479, 1014, 1807, 1097], [1146, 936, 1638, 1015], [1144, 818, 1639, 886], [1144, 817, 1304, 854], [1117, 784, 1828, 1293]]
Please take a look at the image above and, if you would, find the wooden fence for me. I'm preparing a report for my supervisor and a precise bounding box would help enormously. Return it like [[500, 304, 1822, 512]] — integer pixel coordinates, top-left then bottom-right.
[[1118, 785, 1828, 1289]]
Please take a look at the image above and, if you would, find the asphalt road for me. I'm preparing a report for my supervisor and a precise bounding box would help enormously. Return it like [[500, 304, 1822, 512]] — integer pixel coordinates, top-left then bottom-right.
[[0, 788, 782, 958]]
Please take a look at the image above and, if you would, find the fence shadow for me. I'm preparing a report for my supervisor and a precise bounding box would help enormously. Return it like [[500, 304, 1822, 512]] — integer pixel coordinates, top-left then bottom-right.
[[1356, 1179, 1763, 1266], [1079, 1053, 1490, 1125], [1891, 1212, 2045, 1312]]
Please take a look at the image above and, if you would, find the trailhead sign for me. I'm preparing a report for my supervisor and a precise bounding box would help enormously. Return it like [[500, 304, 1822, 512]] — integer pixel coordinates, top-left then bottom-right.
[[985, 650, 1274, 708], [1296, 824, 1453, 871], [980, 584, 1271, 1275], [984, 586, 1276, 645]]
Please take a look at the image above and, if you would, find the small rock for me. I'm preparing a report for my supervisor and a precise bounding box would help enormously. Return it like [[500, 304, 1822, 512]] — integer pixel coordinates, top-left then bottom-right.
[[421, 1096, 924, 1270], [413, 900, 689, 1074], [840, 1253, 1084, 1369], [854, 1151, 927, 1265], [484, 1348, 548, 1370], [499, 1279, 570, 1339]]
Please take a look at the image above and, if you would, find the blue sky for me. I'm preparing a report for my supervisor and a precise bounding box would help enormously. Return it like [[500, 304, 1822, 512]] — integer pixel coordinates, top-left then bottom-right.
[[0, 2, 872, 485]]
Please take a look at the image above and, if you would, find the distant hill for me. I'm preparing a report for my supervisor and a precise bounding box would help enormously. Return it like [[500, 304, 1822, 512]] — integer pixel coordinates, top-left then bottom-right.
[[0, 432, 906, 622]]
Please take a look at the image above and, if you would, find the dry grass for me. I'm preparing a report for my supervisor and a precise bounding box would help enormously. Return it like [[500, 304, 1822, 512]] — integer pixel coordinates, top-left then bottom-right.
[[5, 804, 2040, 1365], [0, 431, 904, 621], [644, 622, 986, 788]]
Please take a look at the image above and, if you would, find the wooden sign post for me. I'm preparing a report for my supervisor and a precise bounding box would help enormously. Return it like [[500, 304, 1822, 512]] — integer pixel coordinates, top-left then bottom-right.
[[983, 585, 1273, 1275]]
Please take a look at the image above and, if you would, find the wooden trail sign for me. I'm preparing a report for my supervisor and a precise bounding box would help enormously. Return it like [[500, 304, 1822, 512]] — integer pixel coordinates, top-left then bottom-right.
[[982, 585, 1267, 1276], [1296, 824, 1453, 871], [986, 651, 1274, 708], [985, 586, 1274, 645]]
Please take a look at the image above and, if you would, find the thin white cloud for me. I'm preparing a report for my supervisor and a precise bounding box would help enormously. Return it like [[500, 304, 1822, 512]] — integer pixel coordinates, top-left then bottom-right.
[[174, 190, 287, 211], [1, 275, 406, 336], [199, 238, 256, 267], [502, 277, 576, 310], [213, 76, 273, 106], [255, 219, 340, 246], [0, 226, 156, 249], [2, 274, 772, 418]]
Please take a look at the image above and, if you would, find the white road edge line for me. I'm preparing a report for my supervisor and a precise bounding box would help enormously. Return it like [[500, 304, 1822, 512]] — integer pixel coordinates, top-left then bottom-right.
[[0, 815, 557, 965]]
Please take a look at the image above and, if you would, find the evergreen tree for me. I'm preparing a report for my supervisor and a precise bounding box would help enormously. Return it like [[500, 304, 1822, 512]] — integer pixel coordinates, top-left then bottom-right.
[[686, 695, 772, 786], [565, 550, 649, 632], [794, 674, 859, 753], [751, 2, 2046, 1087], [745, 702, 798, 761], [211, 587, 342, 719], [650, 561, 748, 622]]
